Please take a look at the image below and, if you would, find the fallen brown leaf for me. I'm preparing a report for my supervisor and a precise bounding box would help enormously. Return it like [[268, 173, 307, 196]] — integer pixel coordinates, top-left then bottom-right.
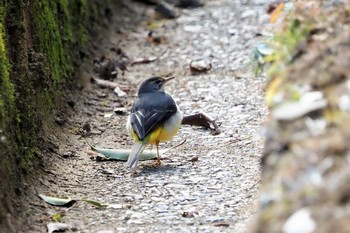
[[131, 56, 158, 65], [182, 111, 220, 134], [90, 77, 129, 91]]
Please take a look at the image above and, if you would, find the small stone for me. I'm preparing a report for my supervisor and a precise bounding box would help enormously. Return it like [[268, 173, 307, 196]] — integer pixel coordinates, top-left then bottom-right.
[[101, 169, 114, 175], [183, 25, 202, 32], [108, 204, 123, 209], [114, 107, 127, 115], [62, 151, 76, 158], [228, 28, 239, 35], [104, 113, 114, 118], [207, 216, 224, 223], [47, 222, 68, 233], [54, 116, 65, 126], [114, 86, 127, 97], [127, 219, 144, 225], [189, 60, 212, 74], [155, 203, 169, 212], [189, 155, 199, 162], [182, 207, 200, 218], [283, 208, 316, 233]]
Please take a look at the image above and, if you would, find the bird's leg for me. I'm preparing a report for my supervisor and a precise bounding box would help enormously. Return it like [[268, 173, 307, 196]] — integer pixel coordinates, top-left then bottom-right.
[[155, 141, 161, 166]]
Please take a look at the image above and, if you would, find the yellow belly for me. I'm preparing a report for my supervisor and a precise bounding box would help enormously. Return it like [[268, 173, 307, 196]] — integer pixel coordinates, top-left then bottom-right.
[[147, 125, 178, 144], [131, 111, 181, 145]]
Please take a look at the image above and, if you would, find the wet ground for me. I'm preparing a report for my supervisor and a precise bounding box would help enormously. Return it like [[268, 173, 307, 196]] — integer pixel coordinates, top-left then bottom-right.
[[19, 0, 273, 232]]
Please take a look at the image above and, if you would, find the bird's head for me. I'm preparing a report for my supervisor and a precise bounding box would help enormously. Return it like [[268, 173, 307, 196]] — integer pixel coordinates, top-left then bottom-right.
[[137, 76, 175, 95]]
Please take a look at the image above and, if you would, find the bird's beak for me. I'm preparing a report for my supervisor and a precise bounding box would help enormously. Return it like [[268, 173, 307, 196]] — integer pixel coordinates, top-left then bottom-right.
[[163, 76, 175, 84]]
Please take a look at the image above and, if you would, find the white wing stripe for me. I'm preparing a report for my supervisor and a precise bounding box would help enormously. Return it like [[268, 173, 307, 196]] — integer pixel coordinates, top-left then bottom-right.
[[137, 110, 144, 117], [135, 113, 143, 126]]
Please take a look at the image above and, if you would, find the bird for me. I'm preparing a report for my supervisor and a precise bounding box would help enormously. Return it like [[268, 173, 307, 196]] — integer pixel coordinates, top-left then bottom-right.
[[126, 76, 182, 170]]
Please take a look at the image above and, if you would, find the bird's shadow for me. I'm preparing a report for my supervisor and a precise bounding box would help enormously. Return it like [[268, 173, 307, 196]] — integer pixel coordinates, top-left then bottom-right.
[[137, 163, 178, 176]]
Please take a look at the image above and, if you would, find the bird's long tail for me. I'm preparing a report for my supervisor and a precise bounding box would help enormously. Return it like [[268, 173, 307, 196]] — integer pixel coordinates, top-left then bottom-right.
[[126, 142, 146, 170]]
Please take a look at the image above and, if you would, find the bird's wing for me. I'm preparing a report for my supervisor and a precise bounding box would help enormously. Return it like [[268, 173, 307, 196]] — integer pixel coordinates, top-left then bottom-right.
[[130, 93, 177, 141]]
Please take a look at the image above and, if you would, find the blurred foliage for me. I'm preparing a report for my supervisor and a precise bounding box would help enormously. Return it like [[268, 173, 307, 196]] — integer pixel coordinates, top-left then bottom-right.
[[264, 3, 315, 107], [255, 1, 350, 232]]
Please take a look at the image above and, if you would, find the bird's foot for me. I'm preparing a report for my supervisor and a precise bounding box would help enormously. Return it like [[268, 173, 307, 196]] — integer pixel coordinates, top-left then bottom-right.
[[155, 159, 161, 166]]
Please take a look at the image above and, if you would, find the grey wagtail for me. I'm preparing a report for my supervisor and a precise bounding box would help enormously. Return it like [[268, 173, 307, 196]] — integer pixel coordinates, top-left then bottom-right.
[[126, 76, 182, 170]]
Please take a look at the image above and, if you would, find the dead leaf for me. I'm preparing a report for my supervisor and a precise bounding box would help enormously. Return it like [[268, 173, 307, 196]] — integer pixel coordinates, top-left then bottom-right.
[[90, 77, 118, 89], [270, 2, 285, 23], [213, 222, 230, 227], [182, 112, 220, 134], [131, 56, 158, 65], [90, 77, 129, 91]]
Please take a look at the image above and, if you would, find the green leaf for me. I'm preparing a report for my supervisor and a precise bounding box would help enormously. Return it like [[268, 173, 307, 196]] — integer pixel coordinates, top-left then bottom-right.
[[51, 213, 62, 221], [81, 199, 108, 209], [86, 141, 163, 161], [39, 194, 110, 209], [39, 194, 76, 207]]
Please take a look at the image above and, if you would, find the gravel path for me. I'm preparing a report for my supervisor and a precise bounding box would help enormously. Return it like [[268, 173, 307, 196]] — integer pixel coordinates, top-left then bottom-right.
[[29, 0, 271, 232]]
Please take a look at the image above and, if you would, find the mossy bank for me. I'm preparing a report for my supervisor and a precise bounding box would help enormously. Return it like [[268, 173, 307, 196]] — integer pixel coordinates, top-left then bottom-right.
[[0, 0, 110, 231]]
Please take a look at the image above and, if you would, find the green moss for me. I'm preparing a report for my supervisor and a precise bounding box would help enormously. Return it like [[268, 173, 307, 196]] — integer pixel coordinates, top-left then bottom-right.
[[264, 9, 314, 107], [0, 1, 112, 231], [30, 0, 106, 85], [0, 0, 110, 166], [0, 9, 16, 131], [266, 17, 312, 79], [31, 1, 68, 84], [19, 146, 38, 169], [0, 4, 20, 162]]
